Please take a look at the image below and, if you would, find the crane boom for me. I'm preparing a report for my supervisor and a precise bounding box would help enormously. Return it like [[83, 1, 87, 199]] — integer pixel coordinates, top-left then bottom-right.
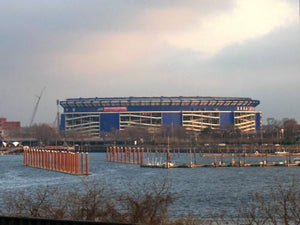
[[29, 87, 46, 127]]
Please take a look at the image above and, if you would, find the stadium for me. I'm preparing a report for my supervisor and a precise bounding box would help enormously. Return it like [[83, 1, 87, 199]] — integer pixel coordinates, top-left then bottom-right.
[[59, 96, 262, 136]]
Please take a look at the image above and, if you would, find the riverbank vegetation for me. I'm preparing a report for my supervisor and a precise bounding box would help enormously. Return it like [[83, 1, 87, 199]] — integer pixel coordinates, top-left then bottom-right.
[[1, 179, 300, 224]]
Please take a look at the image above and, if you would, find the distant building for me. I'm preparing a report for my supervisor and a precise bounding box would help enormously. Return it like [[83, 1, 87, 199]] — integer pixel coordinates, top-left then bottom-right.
[[59, 96, 262, 136], [0, 117, 21, 138]]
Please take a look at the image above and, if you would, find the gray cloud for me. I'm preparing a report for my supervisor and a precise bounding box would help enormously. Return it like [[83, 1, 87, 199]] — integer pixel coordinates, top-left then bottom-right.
[[0, 0, 298, 125], [208, 24, 299, 71]]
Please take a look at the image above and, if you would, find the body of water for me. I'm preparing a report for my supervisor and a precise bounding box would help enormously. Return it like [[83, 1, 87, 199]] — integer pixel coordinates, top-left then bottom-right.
[[0, 153, 299, 217]]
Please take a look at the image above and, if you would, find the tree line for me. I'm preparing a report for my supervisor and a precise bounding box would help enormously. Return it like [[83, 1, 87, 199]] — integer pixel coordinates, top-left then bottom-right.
[[2, 118, 299, 146]]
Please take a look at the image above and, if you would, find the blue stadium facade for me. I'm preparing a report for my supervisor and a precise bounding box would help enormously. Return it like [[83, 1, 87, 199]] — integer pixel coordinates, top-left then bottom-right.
[[59, 96, 261, 136]]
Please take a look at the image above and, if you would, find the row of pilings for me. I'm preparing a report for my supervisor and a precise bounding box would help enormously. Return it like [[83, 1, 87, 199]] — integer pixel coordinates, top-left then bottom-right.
[[23, 148, 90, 175], [106, 146, 144, 165]]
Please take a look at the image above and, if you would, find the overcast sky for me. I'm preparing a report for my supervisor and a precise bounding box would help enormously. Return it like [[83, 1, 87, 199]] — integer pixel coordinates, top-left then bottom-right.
[[0, 0, 299, 126]]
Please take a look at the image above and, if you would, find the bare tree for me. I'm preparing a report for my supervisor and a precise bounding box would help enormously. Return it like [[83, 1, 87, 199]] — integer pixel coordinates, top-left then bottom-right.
[[24, 123, 59, 145], [237, 180, 300, 225], [120, 178, 175, 225], [1, 179, 175, 224]]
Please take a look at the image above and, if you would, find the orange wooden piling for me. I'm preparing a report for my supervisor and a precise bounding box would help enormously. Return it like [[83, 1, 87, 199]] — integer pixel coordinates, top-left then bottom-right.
[[48, 151, 51, 170], [45, 151, 48, 169], [47, 151, 50, 170], [48, 151, 52, 170], [32, 150, 34, 167], [65, 152, 68, 172], [50, 151, 52, 170], [63, 151, 66, 171], [68, 152, 70, 173], [33, 150, 36, 167], [43, 150, 46, 169], [69, 152, 72, 173], [117, 147, 120, 162], [70, 152, 73, 173], [70, 153, 72, 173], [69, 153, 72, 173], [37, 150, 39, 167], [47, 151, 51, 170], [36, 150, 38, 167], [62, 151, 65, 172], [85, 153, 89, 175], [31, 150, 33, 167], [62, 152, 65, 171], [60, 151, 63, 171], [52, 151, 55, 170], [121, 147, 124, 162], [141, 148, 144, 165], [35, 150, 38, 167], [137, 148, 140, 165], [110, 147, 112, 162], [129, 147, 132, 163], [133, 148, 136, 164], [38, 150, 41, 167], [58, 151, 61, 171], [50, 151, 53, 170], [125, 147, 128, 163], [54, 151, 57, 171], [81, 153, 84, 174], [63, 151, 66, 172], [65, 152, 69, 172], [24, 148, 89, 176], [40, 150, 42, 167], [34, 150, 37, 167], [25, 149, 27, 165], [57, 151, 60, 171], [43, 151, 45, 169], [28, 150, 29, 166], [113, 147, 116, 162], [75, 152, 80, 174], [39, 150, 43, 168], [41, 151, 44, 168], [29, 150, 31, 166], [53, 151, 56, 171], [71, 153, 74, 173], [27, 150, 29, 166], [44, 151, 47, 169], [73, 153, 76, 174], [32, 150, 35, 167]]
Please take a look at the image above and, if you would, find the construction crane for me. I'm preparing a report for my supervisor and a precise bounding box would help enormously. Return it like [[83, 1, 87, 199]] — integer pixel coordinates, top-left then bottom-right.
[[29, 87, 46, 127]]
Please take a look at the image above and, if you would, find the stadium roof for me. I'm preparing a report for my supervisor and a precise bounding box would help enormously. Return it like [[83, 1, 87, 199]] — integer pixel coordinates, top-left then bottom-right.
[[60, 96, 260, 108]]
